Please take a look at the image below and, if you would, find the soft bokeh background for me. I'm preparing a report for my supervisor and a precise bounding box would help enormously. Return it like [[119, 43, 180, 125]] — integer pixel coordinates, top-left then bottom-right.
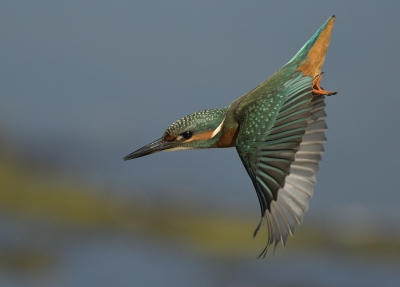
[[1, 1, 400, 286]]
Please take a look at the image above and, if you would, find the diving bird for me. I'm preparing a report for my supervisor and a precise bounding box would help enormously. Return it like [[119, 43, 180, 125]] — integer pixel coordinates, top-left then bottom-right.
[[124, 16, 337, 256]]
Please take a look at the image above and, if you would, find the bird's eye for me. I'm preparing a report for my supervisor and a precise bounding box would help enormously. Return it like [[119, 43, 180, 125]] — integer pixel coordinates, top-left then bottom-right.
[[182, 131, 193, 139]]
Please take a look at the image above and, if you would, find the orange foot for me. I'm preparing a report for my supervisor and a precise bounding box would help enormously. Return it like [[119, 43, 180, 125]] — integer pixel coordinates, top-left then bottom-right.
[[312, 73, 338, 96]]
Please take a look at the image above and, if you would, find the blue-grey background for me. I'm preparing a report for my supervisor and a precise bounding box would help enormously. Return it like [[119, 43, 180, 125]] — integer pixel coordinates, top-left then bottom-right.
[[1, 1, 400, 286]]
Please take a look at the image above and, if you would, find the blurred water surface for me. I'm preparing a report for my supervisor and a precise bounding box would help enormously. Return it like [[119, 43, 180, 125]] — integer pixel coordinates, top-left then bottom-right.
[[1, 214, 399, 287]]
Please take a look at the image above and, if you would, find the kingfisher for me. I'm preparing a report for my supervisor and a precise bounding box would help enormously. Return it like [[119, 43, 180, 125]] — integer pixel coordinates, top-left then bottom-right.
[[124, 16, 337, 256]]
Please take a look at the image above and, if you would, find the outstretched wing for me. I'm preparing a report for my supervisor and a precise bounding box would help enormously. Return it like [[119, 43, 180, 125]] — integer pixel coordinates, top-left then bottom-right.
[[236, 72, 327, 255]]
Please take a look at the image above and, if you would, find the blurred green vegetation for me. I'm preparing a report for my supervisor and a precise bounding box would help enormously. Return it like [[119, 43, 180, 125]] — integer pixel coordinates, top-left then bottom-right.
[[0, 151, 131, 227], [0, 142, 399, 271], [0, 247, 55, 273]]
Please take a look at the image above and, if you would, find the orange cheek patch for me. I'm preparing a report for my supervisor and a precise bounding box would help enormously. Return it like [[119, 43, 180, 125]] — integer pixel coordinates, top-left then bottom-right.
[[183, 130, 214, 143], [297, 17, 335, 78]]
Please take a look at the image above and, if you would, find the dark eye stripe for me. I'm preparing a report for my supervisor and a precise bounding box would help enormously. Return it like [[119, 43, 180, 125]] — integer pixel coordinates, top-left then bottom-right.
[[182, 131, 193, 139]]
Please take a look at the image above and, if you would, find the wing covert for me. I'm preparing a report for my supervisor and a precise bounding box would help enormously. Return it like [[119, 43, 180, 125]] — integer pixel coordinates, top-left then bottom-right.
[[236, 73, 313, 213]]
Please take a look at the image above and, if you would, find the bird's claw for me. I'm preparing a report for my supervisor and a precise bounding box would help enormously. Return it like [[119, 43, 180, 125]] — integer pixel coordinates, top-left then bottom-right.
[[312, 73, 338, 96]]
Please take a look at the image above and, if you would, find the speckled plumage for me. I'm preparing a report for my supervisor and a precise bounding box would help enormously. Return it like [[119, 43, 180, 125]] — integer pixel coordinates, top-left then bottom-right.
[[163, 108, 227, 147], [124, 16, 337, 257]]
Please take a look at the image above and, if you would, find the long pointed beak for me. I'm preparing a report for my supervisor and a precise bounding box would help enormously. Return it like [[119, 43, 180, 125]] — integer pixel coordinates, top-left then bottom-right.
[[123, 138, 174, 160]]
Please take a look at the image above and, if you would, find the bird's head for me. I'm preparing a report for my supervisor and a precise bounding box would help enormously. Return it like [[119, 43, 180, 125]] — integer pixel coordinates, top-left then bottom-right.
[[123, 107, 228, 160]]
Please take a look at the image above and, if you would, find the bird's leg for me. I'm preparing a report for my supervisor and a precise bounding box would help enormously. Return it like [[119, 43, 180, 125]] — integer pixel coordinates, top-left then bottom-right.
[[312, 73, 338, 96]]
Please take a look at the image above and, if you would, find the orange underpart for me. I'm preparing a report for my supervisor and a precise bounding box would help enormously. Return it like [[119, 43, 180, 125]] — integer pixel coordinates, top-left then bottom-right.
[[297, 16, 335, 78], [214, 127, 239, 148]]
